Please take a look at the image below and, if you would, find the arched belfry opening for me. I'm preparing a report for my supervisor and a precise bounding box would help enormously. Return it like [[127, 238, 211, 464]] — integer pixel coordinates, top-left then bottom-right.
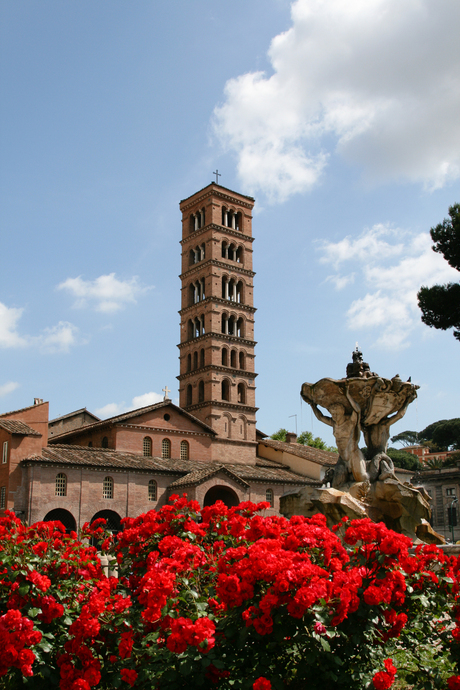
[[178, 183, 257, 461]]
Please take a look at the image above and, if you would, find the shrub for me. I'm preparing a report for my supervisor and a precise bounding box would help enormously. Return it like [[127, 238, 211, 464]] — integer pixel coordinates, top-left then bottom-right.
[[1, 498, 459, 689]]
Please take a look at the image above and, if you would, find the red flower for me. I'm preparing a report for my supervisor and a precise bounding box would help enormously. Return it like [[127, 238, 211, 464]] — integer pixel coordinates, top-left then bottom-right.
[[448, 677, 460, 690], [121, 668, 138, 687], [373, 659, 397, 690], [253, 677, 271, 690]]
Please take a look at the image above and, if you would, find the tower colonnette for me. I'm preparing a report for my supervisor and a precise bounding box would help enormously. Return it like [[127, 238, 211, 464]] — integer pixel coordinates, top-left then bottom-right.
[[178, 183, 257, 464]]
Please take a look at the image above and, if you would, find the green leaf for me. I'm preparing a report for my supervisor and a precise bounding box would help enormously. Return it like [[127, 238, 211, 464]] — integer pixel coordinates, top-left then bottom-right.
[[27, 607, 41, 618], [320, 637, 330, 652], [18, 582, 30, 596]]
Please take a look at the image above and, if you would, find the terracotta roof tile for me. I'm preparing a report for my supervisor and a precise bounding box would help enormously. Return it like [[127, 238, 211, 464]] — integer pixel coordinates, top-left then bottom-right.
[[48, 401, 215, 442], [0, 420, 42, 436], [259, 439, 337, 466], [22, 445, 309, 486]]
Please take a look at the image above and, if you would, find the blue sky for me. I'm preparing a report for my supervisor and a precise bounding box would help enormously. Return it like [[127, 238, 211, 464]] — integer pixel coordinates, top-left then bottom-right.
[[1, 0, 459, 447]]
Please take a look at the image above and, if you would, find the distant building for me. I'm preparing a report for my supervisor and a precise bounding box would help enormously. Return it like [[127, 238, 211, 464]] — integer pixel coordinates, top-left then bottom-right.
[[413, 467, 460, 542]]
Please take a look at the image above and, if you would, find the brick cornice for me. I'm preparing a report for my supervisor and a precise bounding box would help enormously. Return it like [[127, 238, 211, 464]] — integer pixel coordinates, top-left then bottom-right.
[[183, 400, 258, 415], [180, 185, 254, 212], [179, 259, 255, 281], [179, 298, 256, 318], [177, 365, 258, 382], [180, 224, 255, 245], [177, 332, 257, 350]]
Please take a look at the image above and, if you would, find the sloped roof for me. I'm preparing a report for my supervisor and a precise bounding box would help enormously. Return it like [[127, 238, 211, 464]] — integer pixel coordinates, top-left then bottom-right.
[[0, 420, 42, 436], [23, 445, 191, 473], [22, 445, 309, 486], [169, 465, 250, 489], [0, 401, 48, 418], [49, 408, 100, 424], [258, 438, 337, 467], [48, 400, 216, 443]]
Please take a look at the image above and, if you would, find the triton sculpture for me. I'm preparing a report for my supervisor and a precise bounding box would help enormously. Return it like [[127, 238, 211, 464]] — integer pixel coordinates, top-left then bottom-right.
[[281, 347, 436, 542]]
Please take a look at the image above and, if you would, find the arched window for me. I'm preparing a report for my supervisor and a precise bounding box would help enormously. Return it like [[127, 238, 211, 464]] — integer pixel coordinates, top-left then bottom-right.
[[222, 380, 230, 401], [188, 319, 194, 340], [266, 488, 274, 508], [55, 473, 67, 497], [180, 440, 189, 460], [222, 348, 228, 366], [239, 351, 245, 370], [230, 349, 237, 368], [88, 441, 93, 447], [189, 248, 196, 266], [237, 317, 244, 338], [236, 281, 243, 303], [221, 241, 227, 259], [237, 383, 246, 404], [236, 246, 243, 263], [103, 476, 113, 500], [235, 212, 242, 231], [102, 436, 108, 448], [193, 351, 198, 370], [228, 316, 235, 336], [148, 480, 157, 502], [186, 385, 192, 406], [200, 349, 205, 368], [143, 437, 152, 457], [198, 380, 205, 403], [162, 439, 171, 459], [187, 353, 191, 372]]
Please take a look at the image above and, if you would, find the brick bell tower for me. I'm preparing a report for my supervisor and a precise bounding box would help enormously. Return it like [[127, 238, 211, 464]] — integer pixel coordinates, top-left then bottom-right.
[[178, 182, 258, 465]]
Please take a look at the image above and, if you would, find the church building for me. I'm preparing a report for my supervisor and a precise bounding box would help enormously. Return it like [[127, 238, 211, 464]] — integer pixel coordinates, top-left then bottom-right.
[[0, 182, 337, 533]]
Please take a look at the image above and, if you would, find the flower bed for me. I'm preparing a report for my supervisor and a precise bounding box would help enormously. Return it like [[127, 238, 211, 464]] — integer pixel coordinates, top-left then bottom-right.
[[1, 496, 460, 689]]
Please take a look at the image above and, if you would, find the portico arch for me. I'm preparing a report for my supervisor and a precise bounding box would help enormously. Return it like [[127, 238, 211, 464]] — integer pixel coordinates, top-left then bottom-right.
[[203, 485, 240, 508], [43, 508, 76, 534]]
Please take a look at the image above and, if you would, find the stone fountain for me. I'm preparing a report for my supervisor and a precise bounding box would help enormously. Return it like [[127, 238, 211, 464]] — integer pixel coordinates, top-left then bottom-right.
[[280, 347, 441, 543]]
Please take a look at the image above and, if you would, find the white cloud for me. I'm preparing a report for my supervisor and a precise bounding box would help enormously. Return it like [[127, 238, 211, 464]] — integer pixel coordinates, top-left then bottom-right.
[[58, 273, 152, 313], [36, 322, 79, 354], [131, 392, 164, 408], [213, 0, 460, 202], [0, 302, 78, 353], [318, 224, 404, 269], [0, 302, 27, 348], [318, 227, 459, 350], [95, 392, 165, 420], [0, 382, 19, 398]]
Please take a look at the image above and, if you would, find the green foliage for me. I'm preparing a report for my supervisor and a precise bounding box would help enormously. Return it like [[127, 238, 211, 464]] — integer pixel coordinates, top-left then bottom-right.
[[419, 418, 460, 451], [417, 202, 460, 341], [390, 430, 419, 447], [297, 430, 337, 452], [270, 428, 287, 441], [270, 428, 337, 452], [386, 447, 421, 471]]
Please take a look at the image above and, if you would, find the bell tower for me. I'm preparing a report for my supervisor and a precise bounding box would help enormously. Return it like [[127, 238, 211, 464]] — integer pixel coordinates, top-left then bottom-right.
[[177, 183, 258, 464]]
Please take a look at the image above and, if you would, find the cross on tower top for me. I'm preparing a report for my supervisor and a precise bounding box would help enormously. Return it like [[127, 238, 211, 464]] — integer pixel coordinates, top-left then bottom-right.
[[162, 385, 171, 400], [212, 169, 221, 184]]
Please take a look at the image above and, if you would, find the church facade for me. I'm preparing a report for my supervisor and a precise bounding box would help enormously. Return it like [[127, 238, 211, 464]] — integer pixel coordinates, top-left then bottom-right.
[[0, 183, 337, 533]]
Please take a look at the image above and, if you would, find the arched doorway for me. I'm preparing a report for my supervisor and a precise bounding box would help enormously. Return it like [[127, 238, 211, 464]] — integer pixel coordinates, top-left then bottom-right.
[[203, 485, 240, 508], [91, 510, 122, 535], [43, 509, 76, 534]]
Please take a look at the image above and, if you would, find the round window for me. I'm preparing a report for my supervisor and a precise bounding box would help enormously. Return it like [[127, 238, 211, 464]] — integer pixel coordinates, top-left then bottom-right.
[[164, 413, 170, 421]]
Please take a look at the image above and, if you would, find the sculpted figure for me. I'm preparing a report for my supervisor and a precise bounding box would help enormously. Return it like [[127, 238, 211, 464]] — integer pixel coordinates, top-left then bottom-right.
[[309, 383, 368, 485], [363, 386, 417, 482]]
